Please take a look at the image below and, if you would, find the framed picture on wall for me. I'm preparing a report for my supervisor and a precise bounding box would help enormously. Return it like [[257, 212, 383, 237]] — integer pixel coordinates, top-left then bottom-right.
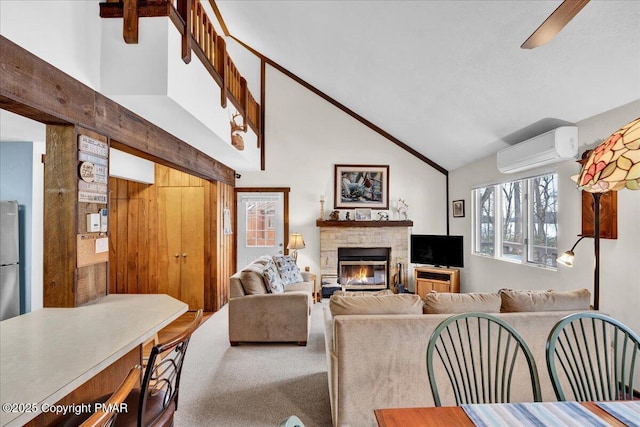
[[334, 164, 389, 209], [452, 200, 465, 218]]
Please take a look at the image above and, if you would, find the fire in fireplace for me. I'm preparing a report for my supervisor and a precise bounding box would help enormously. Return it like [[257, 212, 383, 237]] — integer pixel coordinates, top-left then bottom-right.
[[340, 261, 387, 286], [337, 247, 390, 289]]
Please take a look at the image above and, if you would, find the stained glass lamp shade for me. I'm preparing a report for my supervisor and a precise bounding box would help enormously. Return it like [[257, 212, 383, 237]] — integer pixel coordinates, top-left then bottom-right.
[[577, 117, 640, 193], [570, 117, 640, 310]]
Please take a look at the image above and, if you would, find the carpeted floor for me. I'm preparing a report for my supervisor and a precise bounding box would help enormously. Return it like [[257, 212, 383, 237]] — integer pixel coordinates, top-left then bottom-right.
[[175, 300, 333, 427]]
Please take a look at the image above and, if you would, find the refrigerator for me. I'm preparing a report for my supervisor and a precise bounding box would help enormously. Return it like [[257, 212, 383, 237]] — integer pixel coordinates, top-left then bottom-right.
[[1, 200, 20, 321]]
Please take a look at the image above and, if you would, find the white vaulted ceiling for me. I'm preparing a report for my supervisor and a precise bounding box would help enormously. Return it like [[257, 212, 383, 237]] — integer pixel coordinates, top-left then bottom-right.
[[215, 0, 640, 171]]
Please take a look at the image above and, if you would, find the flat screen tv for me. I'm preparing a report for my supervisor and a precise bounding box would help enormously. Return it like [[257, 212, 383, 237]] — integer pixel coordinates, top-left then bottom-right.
[[410, 234, 464, 268]]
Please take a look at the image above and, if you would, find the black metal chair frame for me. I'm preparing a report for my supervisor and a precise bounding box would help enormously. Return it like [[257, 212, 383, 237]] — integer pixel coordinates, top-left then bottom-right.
[[136, 309, 203, 426], [546, 311, 640, 401], [426, 312, 542, 406]]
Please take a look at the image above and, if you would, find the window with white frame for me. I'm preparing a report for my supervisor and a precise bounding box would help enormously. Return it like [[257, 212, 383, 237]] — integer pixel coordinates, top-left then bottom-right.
[[472, 173, 558, 268]]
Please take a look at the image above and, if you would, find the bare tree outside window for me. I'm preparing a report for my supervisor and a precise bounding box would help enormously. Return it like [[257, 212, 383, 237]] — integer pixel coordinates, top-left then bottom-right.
[[529, 175, 558, 267], [476, 187, 495, 256], [501, 181, 523, 261], [472, 173, 558, 268]]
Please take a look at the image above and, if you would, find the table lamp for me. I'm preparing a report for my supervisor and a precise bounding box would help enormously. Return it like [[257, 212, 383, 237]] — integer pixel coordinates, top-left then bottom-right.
[[287, 233, 306, 263]]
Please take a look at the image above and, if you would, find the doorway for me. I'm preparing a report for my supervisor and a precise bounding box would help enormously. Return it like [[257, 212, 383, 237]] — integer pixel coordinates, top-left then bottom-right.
[[235, 188, 289, 271]]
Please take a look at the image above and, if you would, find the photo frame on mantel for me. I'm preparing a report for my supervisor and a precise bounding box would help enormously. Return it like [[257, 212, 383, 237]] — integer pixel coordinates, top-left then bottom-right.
[[334, 164, 389, 209]]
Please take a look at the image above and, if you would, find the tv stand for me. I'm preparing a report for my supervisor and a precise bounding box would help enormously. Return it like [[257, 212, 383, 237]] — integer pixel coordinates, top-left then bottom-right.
[[414, 266, 460, 299]]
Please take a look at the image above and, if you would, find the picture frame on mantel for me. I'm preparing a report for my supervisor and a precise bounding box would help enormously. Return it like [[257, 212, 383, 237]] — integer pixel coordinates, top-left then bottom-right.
[[335, 164, 389, 209]]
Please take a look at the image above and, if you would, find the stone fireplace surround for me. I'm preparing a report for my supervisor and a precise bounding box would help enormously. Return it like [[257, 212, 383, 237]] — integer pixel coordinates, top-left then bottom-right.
[[317, 220, 412, 287]]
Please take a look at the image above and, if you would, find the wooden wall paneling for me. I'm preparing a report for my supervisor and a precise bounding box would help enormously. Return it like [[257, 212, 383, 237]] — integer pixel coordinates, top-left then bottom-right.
[[581, 190, 618, 239], [212, 181, 234, 310], [76, 264, 108, 306], [157, 186, 183, 301], [148, 179, 159, 294], [134, 182, 152, 294], [203, 180, 214, 311], [109, 177, 128, 294], [43, 125, 77, 307], [211, 181, 222, 310], [181, 186, 205, 309], [126, 196, 142, 292]]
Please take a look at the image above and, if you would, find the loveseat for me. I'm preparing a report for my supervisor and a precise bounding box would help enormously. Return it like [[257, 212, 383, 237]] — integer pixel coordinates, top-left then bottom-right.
[[323, 288, 593, 427], [229, 255, 314, 346]]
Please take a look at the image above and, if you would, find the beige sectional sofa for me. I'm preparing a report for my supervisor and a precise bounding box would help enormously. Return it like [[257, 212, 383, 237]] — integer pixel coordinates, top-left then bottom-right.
[[323, 289, 593, 427], [229, 255, 314, 346]]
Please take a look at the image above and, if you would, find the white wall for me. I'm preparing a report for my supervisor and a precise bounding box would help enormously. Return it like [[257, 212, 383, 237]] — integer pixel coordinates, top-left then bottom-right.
[[0, 0, 102, 88], [237, 65, 448, 282], [449, 99, 640, 332]]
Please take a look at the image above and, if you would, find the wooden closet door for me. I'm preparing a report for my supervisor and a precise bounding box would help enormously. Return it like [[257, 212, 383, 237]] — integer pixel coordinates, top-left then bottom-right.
[[180, 187, 205, 310], [157, 187, 182, 300]]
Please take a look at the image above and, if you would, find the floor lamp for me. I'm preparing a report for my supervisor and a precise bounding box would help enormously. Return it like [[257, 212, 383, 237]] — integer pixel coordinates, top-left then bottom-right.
[[570, 117, 640, 310]]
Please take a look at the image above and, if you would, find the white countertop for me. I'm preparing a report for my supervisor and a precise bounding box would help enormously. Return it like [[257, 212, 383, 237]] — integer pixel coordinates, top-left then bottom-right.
[[0, 294, 188, 427]]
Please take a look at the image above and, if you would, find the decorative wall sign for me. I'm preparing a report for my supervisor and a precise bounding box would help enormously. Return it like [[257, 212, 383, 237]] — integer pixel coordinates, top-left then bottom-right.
[[79, 161, 95, 182], [79, 151, 108, 166], [78, 134, 108, 157], [334, 164, 389, 209], [78, 181, 108, 194], [92, 164, 108, 184], [78, 191, 108, 204]]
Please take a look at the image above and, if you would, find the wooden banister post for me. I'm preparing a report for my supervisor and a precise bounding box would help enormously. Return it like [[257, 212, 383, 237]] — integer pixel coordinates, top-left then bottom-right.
[[216, 35, 227, 108], [240, 76, 248, 131], [123, 0, 139, 44], [177, 0, 192, 63]]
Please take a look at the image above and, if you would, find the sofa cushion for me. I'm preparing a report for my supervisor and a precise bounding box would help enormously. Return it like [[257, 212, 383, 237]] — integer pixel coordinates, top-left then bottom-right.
[[239, 265, 268, 295], [423, 291, 501, 314], [499, 288, 591, 312], [272, 255, 304, 285], [330, 294, 423, 316], [262, 260, 285, 293]]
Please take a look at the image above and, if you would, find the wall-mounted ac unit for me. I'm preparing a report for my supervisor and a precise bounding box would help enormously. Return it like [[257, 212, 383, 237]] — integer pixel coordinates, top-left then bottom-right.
[[497, 126, 578, 173]]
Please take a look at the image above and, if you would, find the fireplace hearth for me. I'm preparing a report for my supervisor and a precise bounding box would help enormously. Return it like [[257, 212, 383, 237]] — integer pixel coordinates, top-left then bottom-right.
[[338, 247, 390, 290]]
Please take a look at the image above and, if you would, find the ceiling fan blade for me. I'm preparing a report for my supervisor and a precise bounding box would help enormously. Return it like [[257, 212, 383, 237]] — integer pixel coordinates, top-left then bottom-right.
[[521, 0, 590, 49]]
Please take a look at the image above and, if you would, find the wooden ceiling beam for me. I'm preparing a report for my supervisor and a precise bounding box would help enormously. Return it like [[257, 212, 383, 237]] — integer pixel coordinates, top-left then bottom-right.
[[0, 35, 235, 185]]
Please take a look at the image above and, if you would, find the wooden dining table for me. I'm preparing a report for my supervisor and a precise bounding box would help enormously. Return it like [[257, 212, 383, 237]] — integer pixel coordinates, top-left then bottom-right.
[[374, 401, 629, 427]]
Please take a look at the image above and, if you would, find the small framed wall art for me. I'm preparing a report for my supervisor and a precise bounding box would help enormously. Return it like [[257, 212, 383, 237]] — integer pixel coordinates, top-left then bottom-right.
[[335, 164, 389, 209], [452, 200, 465, 218]]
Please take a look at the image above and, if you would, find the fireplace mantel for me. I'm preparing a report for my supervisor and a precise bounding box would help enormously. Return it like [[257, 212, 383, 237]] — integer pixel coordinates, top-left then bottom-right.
[[316, 220, 413, 227]]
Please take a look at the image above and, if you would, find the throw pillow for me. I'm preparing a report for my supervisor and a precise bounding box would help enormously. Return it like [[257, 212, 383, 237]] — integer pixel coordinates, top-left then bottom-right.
[[239, 264, 269, 295], [423, 291, 501, 314], [272, 255, 304, 285], [499, 288, 591, 312], [262, 259, 284, 293], [329, 294, 423, 316]]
